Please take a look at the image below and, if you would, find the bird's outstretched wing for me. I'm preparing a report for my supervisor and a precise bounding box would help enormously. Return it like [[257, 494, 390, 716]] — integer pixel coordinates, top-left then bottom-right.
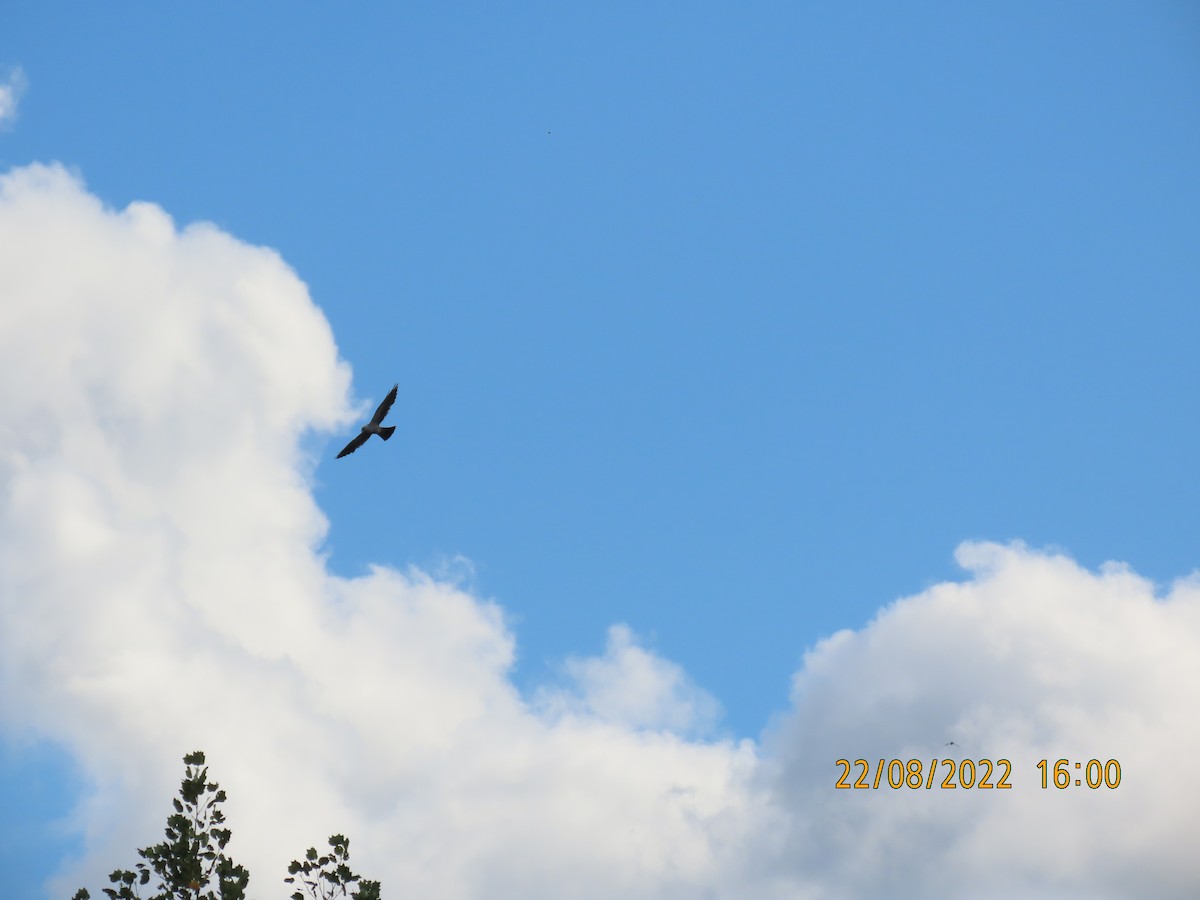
[[370, 384, 399, 426], [336, 431, 371, 459]]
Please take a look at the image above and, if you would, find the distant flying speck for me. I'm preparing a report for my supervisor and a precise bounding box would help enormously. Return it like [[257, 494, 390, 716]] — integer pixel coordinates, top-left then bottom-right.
[[945, 741, 958, 748], [336, 383, 398, 459]]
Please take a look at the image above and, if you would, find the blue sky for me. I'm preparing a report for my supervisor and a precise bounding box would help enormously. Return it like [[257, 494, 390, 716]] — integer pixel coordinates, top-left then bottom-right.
[[1, 4, 1198, 898]]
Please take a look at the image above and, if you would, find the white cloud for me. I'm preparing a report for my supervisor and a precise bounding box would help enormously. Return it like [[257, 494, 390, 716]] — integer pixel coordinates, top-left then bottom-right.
[[535, 624, 723, 735], [0, 163, 764, 900], [0, 162, 1197, 900], [760, 542, 1200, 899], [0, 67, 27, 130]]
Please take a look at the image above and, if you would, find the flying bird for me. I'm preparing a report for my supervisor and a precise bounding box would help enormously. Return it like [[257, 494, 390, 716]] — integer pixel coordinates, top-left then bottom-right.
[[336, 383, 399, 459]]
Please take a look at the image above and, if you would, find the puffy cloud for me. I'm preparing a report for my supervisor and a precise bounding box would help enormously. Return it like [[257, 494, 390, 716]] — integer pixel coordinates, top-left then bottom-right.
[[0, 162, 1197, 900], [535, 624, 723, 735], [0, 163, 764, 900], [761, 542, 1200, 899], [0, 67, 26, 130]]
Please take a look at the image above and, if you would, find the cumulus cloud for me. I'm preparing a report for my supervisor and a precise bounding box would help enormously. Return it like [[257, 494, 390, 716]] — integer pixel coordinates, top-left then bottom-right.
[[761, 542, 1200, 899], [0, 162, 1197, 900], [0, 163, 764, 900], [535, 624, 723, 735], [0, 66, 27, 130]]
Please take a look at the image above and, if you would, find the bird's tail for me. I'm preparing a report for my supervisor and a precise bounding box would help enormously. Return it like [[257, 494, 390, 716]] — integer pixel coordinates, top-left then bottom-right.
[[379, 425, 396, 441]]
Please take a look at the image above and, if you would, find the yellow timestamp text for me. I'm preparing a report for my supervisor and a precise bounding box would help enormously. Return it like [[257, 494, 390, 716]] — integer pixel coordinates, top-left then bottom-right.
[[1036, 758, 1121, 789], [834, 758, 1012, 790]]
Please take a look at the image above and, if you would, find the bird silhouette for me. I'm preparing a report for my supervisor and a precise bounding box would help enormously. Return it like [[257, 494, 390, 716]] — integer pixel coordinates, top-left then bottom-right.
[[336, 384, 398, 458]]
